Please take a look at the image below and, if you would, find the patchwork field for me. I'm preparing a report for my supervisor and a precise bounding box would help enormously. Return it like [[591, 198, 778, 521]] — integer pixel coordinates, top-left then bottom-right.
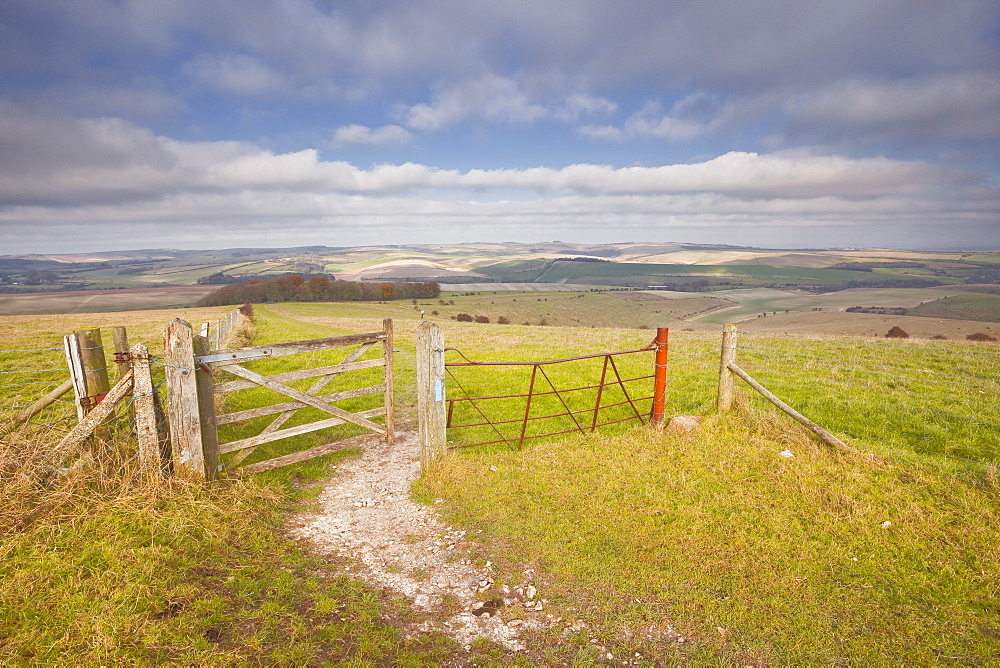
[[0, 285, 218, 315], [689, 286, 972, 324]]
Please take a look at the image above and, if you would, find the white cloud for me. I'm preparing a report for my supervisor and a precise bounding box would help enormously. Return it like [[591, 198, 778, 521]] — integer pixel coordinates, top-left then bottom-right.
[[0, 105, 966, 204], [554, 93, 618, 122], [330, 124, 413, 147], [182, 52, 286, 96], [402, 74, 548, 130], [581, 95, 724, 142]]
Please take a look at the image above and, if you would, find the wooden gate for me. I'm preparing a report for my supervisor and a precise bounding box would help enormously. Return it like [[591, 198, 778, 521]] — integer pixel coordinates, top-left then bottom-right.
[[164, 318, 393, 479]]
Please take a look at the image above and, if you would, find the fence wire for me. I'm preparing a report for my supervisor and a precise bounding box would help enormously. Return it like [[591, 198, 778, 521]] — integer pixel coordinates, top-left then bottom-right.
[[733, 332, 999, 480]]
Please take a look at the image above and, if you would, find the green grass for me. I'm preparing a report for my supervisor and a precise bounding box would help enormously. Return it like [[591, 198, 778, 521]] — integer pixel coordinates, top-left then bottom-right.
[[907, 293, 1000, 322], [421, 409, 1000, 664], [4, 298, 999, 664], [0, 306, 480, 664], [478, 260, 874, 287], [732, 332, 1000, 477]]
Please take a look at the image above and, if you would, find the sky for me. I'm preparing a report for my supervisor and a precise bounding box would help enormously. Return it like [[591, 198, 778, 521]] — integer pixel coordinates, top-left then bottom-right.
[[1, 0, 999, 254]]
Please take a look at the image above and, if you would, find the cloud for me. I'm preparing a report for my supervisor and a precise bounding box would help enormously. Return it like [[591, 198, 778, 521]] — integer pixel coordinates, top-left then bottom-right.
[[330, 124, 413, 147], [784, 75, 1000, 143], [581, 94, 727, 142], [402, 74, 548, 130], [182, 52, 286, 96], [554, 93, 618, 122], [0, 104, 969, 205]]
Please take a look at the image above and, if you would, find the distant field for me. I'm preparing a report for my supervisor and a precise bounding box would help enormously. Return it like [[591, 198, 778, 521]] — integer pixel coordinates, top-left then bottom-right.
[[477, 259, 866, 286], [738, 311, 999, 339], [907, 294, 1000, 322], [271, 291, 729, 330], [0, 285, 217, 315], [690, 286, 969, 324]]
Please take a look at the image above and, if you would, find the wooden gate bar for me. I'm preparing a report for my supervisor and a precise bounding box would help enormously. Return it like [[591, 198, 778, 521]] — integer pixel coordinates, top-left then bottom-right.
[[216, 384, 385, 425], [221, 364, 387, 435], [220, 408, 386, 455], [197, 332, 387, 367], [221, 340, 383, 471], [213, 358, 384, 393]]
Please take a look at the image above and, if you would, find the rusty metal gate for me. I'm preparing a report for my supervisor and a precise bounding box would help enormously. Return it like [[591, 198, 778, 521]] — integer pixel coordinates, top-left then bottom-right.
[[443, 329, 667, 450]]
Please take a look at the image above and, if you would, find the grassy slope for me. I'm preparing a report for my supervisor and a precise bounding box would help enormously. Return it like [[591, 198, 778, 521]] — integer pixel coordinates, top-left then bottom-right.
[[4, 301, 999, 664], [421, 408, 1000, 664], [479, 260, 886, 286], [907, 293, 1000, 322], [0, 306, 479, 664]]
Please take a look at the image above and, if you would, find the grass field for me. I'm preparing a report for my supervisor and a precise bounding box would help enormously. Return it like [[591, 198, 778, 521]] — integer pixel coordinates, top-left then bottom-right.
[[908, 293, 1000, 322], [2, 299, 999, 663], [477, 259, 869, 287]]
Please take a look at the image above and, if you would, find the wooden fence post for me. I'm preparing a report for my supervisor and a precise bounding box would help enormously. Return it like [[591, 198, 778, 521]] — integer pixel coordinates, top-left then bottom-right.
[[129, 343, 163, 477], [64, 333, 88, 422], [650, 327, 669, 427], [383, 318, 395, 445], [416, 321, 446, 473], [717, 323, 738, 412], [111, 326, 130, 380], [193, 334, 220, 479], [77, 328, 111, 410], [164, 319, 207, 480]]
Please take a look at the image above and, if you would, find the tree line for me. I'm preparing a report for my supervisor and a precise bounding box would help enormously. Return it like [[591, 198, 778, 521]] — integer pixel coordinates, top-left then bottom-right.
[[197, 275, 441, 307]]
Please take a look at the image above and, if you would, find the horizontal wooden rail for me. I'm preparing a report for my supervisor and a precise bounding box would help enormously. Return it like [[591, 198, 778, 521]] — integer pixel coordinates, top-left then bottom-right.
[[213, 358, 385, 393], [197, 332, 386, 367], [215, 384, 385, 424], [219, 407, 385, 454]]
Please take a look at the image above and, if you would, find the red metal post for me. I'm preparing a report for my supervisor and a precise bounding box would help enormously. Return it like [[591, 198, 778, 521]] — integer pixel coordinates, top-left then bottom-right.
[[651, 327, 669, 427]]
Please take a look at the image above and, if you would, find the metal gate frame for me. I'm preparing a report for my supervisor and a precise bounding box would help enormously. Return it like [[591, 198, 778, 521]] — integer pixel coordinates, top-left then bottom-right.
[[443, 328, 668, 450]]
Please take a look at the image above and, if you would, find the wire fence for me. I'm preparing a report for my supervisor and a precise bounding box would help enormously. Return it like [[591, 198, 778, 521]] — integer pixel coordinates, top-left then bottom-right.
[[0, 343, 73, 416], [3, 322, 997, 482], [731, 332, 999, 480]]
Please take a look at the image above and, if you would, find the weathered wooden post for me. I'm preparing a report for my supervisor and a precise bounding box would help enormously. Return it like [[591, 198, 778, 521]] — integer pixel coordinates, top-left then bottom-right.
[[193, 334, 220, 479], [163, 319, 207, 480], [416, 321, 446, 473], [111, 326, 130, 380], [382, 318, 395, 445], [76, 328, 111, 411], [64, 332, 88, 422], [650, 327, 669, 427], [110, 326, 136, 426], [717, 323, 738, 412], [129, 343, 163, 477]]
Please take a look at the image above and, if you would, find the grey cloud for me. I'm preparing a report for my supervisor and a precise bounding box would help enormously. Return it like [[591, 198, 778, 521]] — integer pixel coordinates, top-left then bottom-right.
[[785, 75, 1000, 143], [0, 106, 966, 203], [182, 53, 288, 96], [330, 124, 414, 147]]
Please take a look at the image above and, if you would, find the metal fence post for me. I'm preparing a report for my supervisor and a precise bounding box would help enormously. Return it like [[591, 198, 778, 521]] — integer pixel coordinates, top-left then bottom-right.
[[651, 327, 669, 426]]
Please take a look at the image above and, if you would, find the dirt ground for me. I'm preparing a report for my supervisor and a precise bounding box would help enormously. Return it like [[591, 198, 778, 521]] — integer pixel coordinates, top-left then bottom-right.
[[0, 285, 218, 315], [735, 311, 999, 340]]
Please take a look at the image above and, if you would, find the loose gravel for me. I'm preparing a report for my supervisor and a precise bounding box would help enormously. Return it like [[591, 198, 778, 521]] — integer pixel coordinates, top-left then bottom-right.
[[290, 432, 555, 654]]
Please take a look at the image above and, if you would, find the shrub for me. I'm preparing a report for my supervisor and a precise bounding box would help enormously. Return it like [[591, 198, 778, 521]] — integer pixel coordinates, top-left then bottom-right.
[[967, 332, 998, 342], [885, 326, 909, 338], [456, 313, 474, 322], [931, 334, 948, 340], [474, 315, 490, 324], [497, 316, 510, 325]]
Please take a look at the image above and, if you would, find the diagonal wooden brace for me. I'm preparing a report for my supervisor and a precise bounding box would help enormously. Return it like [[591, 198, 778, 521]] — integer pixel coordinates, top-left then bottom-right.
[[222, 364, 386, 436]]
